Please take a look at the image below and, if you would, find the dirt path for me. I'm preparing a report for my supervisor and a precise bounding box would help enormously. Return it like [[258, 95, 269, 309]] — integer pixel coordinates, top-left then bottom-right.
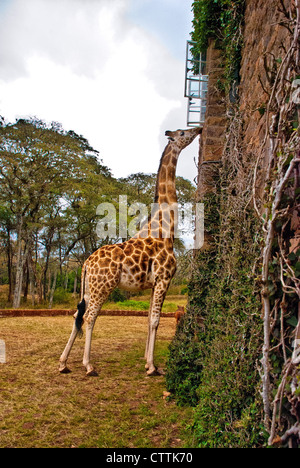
[[0, 316, 193, 448]]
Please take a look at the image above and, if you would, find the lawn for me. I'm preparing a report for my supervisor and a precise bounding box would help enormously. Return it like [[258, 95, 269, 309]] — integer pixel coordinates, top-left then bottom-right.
[[0, 315, 193, 448], [103, 295, 187, 313], [0, 285, 188, 313]]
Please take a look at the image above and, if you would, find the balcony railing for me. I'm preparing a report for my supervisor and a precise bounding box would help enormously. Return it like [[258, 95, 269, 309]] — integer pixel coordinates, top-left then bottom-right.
[[184, 41, 208, 127]]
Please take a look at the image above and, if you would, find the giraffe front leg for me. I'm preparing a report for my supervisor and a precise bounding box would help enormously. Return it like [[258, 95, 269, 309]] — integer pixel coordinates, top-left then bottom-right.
[[146, 311, 160, 375], [145, 282, 168, 375], [83, 313, 98, 376]]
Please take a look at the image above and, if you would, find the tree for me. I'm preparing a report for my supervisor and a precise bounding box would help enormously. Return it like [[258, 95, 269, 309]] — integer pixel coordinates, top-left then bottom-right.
[[0, 118, 197, 307], [0, 118, 106, 307]]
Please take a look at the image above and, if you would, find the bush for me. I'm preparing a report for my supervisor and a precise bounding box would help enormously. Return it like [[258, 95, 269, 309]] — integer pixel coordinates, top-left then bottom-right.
[[53, 287, 73, 305], [109, 288, 127, 303]]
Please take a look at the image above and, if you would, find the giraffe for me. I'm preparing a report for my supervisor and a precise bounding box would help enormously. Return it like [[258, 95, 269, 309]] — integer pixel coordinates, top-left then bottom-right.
[[59, 126, 201, 376]]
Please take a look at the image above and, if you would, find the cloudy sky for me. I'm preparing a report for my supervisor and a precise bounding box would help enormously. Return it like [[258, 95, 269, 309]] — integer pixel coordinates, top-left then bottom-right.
[[0, 0, 199, 182]]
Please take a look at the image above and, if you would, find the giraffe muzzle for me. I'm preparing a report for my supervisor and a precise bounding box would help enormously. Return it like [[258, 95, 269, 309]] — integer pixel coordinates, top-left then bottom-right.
[[165, 130, 175, 141]]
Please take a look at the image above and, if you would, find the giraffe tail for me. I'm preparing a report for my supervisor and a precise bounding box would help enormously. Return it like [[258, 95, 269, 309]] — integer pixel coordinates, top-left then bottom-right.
[[75, 264, 87, 336], [75, 298, 86, 337]]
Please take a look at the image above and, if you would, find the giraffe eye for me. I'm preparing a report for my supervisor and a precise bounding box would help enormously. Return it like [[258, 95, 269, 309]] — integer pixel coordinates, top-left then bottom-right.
[[180, 131, 184, 136]]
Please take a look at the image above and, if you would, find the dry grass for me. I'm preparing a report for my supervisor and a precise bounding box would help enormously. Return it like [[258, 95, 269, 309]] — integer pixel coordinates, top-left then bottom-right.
[[0, 316, 193, 448]]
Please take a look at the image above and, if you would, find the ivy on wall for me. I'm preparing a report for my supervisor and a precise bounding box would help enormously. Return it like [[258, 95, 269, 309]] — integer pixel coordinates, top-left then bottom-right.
[[191, 0, 246, 85], [166, 111, 266, 447], [167, 0, 300, 448]]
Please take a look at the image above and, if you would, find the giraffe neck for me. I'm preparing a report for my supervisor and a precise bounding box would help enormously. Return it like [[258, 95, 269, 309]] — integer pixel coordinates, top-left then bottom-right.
[[154, 142, 180, 205], [149, 142, 181, 243], [136, 142, 181, 243]]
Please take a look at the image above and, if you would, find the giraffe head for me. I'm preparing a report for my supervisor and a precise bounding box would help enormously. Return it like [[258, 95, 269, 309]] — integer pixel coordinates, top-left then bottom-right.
[[165, 127, 202, 150]]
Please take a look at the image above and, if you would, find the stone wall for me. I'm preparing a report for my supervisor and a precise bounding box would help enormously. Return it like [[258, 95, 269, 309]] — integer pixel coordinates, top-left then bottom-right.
[[239, 0, 291, 153], [197, 40, 226, 199], [197, 0, 292, 198]]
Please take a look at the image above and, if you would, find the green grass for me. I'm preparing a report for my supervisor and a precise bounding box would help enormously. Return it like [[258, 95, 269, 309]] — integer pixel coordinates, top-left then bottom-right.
[[0, 316, 193, 448], [103, 298, 186, 313], [0, 285, 188, 312]]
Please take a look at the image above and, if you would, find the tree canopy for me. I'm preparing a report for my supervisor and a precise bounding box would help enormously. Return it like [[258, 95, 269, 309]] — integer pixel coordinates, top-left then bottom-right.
[[0, 117, 196, 307]]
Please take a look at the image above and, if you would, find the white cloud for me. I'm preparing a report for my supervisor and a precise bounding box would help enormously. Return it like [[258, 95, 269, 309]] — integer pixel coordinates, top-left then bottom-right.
[[0, 0, 197, 181]]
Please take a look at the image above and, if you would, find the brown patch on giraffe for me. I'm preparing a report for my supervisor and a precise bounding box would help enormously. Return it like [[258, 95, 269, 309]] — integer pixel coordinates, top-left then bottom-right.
[[165, 239, 173, 253], [140, 252, 150, 272], [131, 265, 140, 275], [158, 195, 168, 204], [110, 261, 120, 271], [124, 257, 135, 267], [124, 244, 134, 256], [157, 250, 168, 265], [132, 253, 141, 264], [164, 145, 172, 154], [145, 245, 156, 257], [136, 272, 146, 283], [112, 247, 125, 262], [135, 239, 144, 249], [159, 183, 166, 194], [159, 166, 167, 182], [99, 257, 111, 268]]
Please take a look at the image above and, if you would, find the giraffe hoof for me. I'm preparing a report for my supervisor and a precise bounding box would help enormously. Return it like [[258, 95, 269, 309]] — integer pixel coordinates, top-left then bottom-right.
[[146, 366, 159, 376], [86, 369, 98, 377], [59, 366, 71, 374]]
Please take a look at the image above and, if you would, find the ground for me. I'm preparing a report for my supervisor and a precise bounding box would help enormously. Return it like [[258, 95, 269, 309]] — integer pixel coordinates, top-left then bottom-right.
[[0, 315, 193, 448]]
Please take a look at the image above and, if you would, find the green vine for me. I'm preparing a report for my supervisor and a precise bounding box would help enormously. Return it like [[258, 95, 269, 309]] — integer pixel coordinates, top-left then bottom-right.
[[191, 0, 246, 86], [166, 108, 266, 446], [167, 0, 300, 448]]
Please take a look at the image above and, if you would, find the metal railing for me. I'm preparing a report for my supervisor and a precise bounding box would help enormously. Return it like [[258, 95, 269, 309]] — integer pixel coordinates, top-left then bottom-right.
[[184, 41, 208, 127]]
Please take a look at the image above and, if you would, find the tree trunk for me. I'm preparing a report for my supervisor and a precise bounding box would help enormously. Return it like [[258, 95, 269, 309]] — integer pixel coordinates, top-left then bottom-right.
[[48, 269, 57, 309], [64, 272, 68, 290], [73, 271, 78, 296], [13, 216, 25, 309], [6, 227, 13, 302], [29, 278, 35, 307], [28, 255, 36, 307], [23, 258, 30, 302], [43, 230, 54, 300]]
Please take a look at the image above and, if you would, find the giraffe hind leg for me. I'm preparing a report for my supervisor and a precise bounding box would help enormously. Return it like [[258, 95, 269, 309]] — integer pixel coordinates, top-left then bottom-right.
[[82, 274, 121, 376], [59, 312, 80, 373], [144, 288, 154, 363], [59, 296, 87, 373]]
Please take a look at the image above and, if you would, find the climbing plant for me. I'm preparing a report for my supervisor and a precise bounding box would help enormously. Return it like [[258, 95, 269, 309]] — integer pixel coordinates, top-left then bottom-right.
[[167, 0, 300, 448], [191, 0, 246, 85], [252, 1, 300, 446], [166, 104, 266, 447]]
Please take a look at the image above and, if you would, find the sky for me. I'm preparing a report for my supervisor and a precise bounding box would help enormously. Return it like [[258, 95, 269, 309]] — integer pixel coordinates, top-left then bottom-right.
[[0, 0, 199, 183]]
